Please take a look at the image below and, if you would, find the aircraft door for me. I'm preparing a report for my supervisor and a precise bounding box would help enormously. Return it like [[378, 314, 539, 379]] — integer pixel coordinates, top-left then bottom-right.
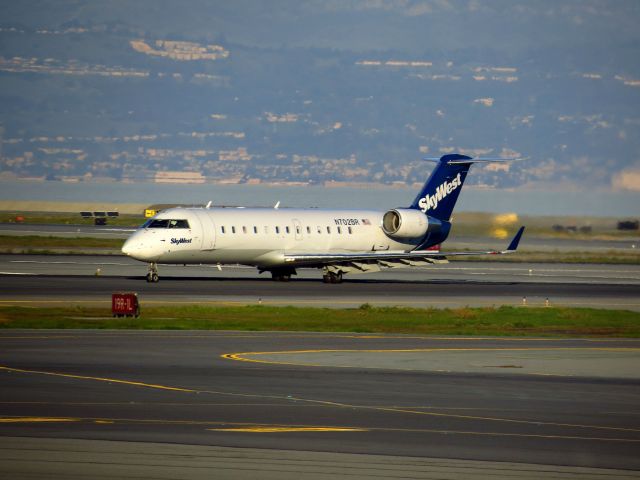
[[195, 210, 216, 250]]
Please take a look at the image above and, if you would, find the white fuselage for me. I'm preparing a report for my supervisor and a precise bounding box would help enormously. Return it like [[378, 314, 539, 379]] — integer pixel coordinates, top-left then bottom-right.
[[122, 207, 422, 268]]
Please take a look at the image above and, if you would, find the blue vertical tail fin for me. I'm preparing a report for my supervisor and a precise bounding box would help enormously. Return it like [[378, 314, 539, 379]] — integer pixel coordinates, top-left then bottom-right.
[[410, 154, 474, 221]]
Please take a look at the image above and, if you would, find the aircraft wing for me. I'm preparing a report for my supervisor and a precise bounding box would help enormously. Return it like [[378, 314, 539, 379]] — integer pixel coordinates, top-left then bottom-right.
[[283, 226, 525, 268]]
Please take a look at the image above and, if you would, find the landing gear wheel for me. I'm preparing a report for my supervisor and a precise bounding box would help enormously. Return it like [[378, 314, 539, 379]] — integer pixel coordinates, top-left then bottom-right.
[[271, 270, 295, 282], [147, 263, 159, 283], [324, 271, 343, 284]]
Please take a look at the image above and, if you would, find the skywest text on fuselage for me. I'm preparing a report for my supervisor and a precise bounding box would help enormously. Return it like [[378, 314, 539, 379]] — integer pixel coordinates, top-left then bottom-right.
[[170, 237, 192, 245]]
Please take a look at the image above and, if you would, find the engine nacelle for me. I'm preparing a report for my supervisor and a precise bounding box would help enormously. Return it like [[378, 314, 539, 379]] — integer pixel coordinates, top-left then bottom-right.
[[382, 208, 429, 238]]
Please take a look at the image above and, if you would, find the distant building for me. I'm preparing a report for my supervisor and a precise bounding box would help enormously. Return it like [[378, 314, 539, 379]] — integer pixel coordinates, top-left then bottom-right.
[[154, 171, 205, 184]]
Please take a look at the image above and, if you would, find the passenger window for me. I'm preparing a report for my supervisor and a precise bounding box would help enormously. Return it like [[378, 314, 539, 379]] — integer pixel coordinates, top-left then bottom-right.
[[348, 226, 353, 234], [317, 226, 322, 234], [326, 226, 331, 234], [242, 226, 247, 234], [275, 226, 280, 234], [253, 226, 258, 234], [285, 226, 290, 234], [337, 226, 342, 234], [231, 226, 236, 234], [221, 226, 225, 234], [296, 226, 301, 234], [306, 226, 311, 234]]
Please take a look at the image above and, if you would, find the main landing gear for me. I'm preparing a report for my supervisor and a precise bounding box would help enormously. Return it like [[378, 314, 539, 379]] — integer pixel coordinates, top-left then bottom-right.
[[146, 262, 159, 283], [270, 268, 296, 282], [322, 271, 343, 284]]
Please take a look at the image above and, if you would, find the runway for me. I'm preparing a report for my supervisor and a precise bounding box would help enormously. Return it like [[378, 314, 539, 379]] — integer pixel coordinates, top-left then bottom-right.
[[1, 330, 640, 478], [1, 254, 639, 310]]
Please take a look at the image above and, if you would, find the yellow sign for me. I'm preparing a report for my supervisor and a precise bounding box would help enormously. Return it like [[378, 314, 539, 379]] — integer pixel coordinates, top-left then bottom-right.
[[144, 209, 156, 218]]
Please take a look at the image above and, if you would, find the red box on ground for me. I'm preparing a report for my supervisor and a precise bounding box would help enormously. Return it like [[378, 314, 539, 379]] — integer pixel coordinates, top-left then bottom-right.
[[111, 292, 139, 317]]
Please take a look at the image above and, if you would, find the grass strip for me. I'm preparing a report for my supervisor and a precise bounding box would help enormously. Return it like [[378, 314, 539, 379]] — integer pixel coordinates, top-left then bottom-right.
[[0, 214, 142, 227], [0, 235, 124, 249], [1, 305, 638, 337]]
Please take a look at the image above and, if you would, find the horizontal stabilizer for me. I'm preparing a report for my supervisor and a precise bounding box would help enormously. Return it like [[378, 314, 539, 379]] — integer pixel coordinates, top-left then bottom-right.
[[422, 156, 524, 164], [283, 227, 526, 268]]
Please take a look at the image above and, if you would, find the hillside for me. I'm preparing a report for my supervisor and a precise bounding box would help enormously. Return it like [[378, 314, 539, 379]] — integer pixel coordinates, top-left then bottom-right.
[[1, 0, 639, 190]]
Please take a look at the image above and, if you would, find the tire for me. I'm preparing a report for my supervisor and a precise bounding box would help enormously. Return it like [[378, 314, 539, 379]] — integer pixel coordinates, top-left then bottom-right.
[[328, 272, 343, 284], [151, 273, 159, 283]]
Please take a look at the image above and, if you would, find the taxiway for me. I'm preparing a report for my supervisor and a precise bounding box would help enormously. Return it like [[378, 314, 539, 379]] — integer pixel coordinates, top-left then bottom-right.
[[1, 330, 639, 478]]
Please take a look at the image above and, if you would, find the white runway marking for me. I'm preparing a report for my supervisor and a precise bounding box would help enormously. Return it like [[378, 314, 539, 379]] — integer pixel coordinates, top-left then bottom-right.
[[431, 266, 639, 275], [430, 266, 640, 281], [1, 229, 130, 236], [11, 260, 132, 266]]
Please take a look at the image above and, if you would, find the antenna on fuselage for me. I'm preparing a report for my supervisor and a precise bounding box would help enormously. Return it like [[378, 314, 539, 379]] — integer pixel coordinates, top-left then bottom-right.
[[274, 201, 280, 209]]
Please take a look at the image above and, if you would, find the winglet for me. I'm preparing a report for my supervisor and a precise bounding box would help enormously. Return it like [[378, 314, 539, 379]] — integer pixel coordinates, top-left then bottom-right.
[[504, 226, 525, 252]]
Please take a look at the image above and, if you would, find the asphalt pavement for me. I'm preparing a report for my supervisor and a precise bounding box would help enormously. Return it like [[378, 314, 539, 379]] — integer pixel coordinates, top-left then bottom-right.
[[1, 331, 639, 478], [1, 254, 639, 310]]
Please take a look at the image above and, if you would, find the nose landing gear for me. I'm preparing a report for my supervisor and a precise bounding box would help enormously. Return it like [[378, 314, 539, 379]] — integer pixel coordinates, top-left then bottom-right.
[[146, 262, 159, 283]]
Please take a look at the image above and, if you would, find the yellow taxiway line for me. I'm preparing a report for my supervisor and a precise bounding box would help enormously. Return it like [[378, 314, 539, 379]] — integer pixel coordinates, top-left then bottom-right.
[[0, 417, 79, 423], [3, 361, 640, 440], [208, 426, 367, 433], [222, 346, 640, 368], [0, 365, 195, 393]]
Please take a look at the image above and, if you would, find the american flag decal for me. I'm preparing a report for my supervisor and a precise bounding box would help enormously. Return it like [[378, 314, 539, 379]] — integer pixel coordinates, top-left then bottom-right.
[[362, 218, 371, 225]]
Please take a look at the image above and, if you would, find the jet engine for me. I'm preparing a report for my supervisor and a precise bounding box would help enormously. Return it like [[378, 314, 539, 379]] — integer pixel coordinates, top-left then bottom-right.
[[382, 208, 429, 238]]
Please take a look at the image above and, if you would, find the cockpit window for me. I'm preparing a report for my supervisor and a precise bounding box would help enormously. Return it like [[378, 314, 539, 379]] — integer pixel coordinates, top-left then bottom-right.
[[147, 219, 170, 228], [140, 218, 191, 228], [169, 219, 190, 228], [143, 219, 190, 229]]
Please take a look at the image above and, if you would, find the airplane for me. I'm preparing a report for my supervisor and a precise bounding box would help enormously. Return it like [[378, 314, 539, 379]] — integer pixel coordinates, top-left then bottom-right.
[[121, 154, 525, 283]]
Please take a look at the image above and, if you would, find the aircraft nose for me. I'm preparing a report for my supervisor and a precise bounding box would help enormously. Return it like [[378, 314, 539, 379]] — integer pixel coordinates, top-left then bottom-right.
[[121, 237, 135, 256], [122, 233, 160, 262], [122, 235, 146, 258], [121, 239, 132, 256]]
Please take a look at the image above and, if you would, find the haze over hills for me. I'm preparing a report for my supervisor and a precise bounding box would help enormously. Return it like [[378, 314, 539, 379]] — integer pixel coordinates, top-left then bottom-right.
[[1, 0, 639, 191]]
